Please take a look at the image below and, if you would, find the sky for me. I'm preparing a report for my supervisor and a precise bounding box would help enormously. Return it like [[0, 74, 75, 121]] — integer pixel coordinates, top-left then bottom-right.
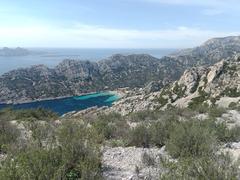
[[0, 0, 240, 48]]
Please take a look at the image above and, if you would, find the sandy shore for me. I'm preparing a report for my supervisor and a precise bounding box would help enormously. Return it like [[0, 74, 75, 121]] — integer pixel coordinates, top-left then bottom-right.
[[108, 90, 125, 98]]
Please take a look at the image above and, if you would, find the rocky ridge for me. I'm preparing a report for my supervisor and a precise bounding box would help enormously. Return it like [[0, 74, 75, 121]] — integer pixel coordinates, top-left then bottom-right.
[[171, 36, 240, 67], [1, 35, 240, 104], [0, 54, 184, 104], [108, 54, 240, 115]]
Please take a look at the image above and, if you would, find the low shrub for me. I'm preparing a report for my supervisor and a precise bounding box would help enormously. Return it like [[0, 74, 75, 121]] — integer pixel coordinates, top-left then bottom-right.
[[188, 94, 208, 110], [0, 120, 103, 180], [92, 113, 129, 140], [208, 106, 226, 118], [0, 119, 19, 153], [215, 123, 240, 143], [128, 124, 151, 148], [166, 120, 217, 158], [149, 118, 177, 147], [161, 153, 239, 180], [0, 108, 58, 122], [128, 110, 159, 122]]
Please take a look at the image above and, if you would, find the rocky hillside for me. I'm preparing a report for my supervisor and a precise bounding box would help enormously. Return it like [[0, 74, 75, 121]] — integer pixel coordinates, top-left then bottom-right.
[[171, 36, 240, 67], [98, 54, 182, 89], [0, 54, 184, 104], [109, 54, 240, 115], [1, 35, 240, 104], [158, 55, 240, 109]]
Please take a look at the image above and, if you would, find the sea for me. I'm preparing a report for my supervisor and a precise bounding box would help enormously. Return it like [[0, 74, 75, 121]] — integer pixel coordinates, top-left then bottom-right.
[[0, 92, 120, 116], [0, 48, 176, 115]]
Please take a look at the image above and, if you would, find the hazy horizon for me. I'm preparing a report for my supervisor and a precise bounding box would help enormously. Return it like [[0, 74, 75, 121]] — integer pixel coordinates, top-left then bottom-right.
[[0, 48, 176, 74]]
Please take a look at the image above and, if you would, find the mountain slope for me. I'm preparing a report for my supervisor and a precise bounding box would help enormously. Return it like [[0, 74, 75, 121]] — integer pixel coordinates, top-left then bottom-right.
[[1, 35, 240, 104], [171, 36, 240, 67], [98, 54, 183, 89], [0, 54, 184, 103], [109, 54, 240, 115], [161, 55, 240, 109]]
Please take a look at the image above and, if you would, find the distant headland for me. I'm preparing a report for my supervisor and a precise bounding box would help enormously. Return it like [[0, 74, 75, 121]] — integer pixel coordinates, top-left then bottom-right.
[[0, 47, 31, 56]]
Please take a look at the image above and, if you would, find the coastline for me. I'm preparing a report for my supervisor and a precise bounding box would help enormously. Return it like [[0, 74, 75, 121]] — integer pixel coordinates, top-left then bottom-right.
[[1, 90, 125, 105]]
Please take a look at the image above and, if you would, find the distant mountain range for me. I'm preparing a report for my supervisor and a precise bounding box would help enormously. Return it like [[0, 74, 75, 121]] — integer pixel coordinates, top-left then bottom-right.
[[1, 35, 240, 104], [0, 47, 31, 56]]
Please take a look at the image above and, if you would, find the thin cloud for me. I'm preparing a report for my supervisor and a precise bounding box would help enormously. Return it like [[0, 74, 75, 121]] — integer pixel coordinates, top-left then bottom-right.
[[0, 23, 238, 48], [141, 0, 240, 16], [141, 0, 232, 7], [202, 9, 224, 16]]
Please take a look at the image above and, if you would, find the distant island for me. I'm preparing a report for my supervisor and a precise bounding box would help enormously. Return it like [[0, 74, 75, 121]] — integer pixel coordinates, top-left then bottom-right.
[[0, 47, 31, 56]]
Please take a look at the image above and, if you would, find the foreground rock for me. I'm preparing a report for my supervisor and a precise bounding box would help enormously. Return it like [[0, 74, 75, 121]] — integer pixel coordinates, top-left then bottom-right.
[[222, 142, 240, 162], [102, 146, 168, 180]]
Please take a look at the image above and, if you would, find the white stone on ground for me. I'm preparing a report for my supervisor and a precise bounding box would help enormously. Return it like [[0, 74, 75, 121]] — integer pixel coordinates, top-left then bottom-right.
[[102, 146, 167, 180]]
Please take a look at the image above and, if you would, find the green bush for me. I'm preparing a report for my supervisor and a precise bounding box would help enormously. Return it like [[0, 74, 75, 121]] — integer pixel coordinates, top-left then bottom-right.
[[26, 121, 55, 148], [228, 102, 240, 111], [0, 148, 63, 180], [0, 119, 19, 153], [228, 126, 240, 142], [92, 113, 129, 140], [228, 102, 238, 109], [15, 108, 58, 121], [208, 106, 226, 118], [215, 123, 240, 143], [93, 117, 115, 140], [0, 120, 102, 180], [166, 120, 217, 158], [158, 96, 168, 107], [188, 95, 208, 110], [149, 119, 177, 147], [128, 110, 159, 122], [172, 83, 186, 99], [193, 103, 209, 114], [161, 153, 239, 180], [56, 120, 102, 179], [128, 124, 151, 148], [0, 108, 58, 122], [222, 87, 240, 97]]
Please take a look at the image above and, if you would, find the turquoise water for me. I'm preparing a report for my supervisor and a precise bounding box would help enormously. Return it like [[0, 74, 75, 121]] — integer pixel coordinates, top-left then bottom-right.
[[0, 92, 120, 115], [74, 92, 119, 100]]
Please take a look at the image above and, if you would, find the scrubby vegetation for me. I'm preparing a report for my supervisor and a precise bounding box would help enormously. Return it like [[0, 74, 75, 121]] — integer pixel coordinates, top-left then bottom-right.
[[0, 120, 19, 153], [0, 104, 240, 179], [0, 109, 102, 180], [93, 106, 240, 178], [0, 108, 58, 122], [166, 120, 217, 158], [222, 87, 240, 97], [161, 153, 239, 179], [172, 83, 186, 100]]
